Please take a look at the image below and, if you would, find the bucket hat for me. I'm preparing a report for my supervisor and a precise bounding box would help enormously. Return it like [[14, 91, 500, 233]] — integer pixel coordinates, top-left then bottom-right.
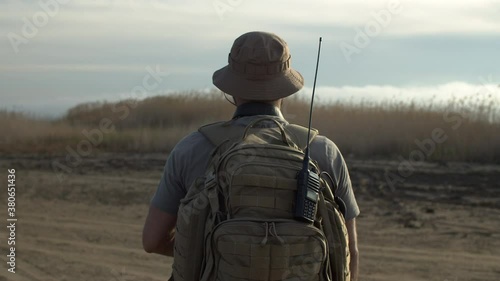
[[213, 31, 304, 100]]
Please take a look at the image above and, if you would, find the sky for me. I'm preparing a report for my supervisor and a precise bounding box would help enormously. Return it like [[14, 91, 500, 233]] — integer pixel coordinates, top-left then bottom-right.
[[1, 0, 499, 116]]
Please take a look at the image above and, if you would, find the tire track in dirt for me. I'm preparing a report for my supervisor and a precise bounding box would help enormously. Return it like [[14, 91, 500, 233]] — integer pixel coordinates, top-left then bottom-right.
[[15, 258, 58, 281], [21, 215, 143, 232], [17, 235, 170, 281], [19, 213, 147, 248], [439, 220, 500, 233], [28, 247, 169, 281], [0, 246, 56, 281], [86, 174, 159, 185], [360, 243, 500, 280], [20, 218, 144, 256], [361, 244, 500, 265], [24, 236, 146, 256]]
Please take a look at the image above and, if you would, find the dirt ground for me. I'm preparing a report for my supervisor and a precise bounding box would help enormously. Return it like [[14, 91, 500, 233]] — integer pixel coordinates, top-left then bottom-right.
[[0, 154, 499, 281]]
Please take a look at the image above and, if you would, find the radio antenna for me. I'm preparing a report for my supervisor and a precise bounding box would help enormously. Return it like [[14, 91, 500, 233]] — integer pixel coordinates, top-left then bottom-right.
[[303, 37, 322, 169]]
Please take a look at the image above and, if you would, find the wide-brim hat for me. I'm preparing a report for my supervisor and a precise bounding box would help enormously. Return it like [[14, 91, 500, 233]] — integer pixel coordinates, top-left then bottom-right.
[[213, 31, 304, 101]]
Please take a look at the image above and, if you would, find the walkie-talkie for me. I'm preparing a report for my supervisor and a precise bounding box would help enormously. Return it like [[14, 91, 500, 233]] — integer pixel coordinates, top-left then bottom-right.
[[294, 37, 323, 223]]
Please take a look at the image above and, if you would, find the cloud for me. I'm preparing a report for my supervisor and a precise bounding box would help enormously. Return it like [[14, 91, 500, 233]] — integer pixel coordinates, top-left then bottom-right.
[[2, 0, 499, 46], [0, 63, 209, 74], [301, 81, 500, 107], [1, 0, 499, 118]]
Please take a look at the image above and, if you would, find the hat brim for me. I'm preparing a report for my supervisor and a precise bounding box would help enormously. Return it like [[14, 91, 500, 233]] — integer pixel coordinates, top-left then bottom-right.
[[212, 66, 304, 101]]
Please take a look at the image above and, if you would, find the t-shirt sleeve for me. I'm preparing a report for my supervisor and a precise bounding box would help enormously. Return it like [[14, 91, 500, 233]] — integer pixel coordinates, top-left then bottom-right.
[[311, 136, 360, 220], [150, 149, 186, 215], [150, 132, 212, 215]]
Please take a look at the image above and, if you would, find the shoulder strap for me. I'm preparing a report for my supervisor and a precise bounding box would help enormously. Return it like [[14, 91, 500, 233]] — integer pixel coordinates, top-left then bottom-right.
[[284, 124, 318, 151], [199, 121, 245, 147], [200, 121, 319, 150]]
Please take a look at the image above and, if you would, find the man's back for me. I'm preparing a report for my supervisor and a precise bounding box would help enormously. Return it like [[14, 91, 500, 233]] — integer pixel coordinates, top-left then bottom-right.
[[168, 114, 355, 281], [151, 115, 359, 222]]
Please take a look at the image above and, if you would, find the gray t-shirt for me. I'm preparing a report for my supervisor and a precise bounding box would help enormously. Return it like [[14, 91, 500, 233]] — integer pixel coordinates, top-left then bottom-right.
[[151, 116, 360, 220]]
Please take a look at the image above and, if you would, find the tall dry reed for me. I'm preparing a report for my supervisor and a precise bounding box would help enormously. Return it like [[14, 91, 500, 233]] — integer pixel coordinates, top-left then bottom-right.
[[2, 90, 499, 163]]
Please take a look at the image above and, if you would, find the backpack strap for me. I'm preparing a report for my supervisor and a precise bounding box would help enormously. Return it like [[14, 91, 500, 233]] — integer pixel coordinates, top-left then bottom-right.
[[199, 121, 245, 147], [284, 124, 318, 151], [199, 121, 319, 151]]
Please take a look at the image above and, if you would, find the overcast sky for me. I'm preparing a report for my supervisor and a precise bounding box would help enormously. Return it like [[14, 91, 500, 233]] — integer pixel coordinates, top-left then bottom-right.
[[1, 0, 499, 116]]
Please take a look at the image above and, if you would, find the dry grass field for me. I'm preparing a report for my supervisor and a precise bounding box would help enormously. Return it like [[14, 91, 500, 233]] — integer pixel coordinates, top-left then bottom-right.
[[2, 90, 500, 162], [1, 91, 499, 280]]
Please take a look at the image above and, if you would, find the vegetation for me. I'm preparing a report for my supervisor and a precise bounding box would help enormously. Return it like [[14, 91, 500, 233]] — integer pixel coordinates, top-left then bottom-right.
[[2, 90, 499, 163]]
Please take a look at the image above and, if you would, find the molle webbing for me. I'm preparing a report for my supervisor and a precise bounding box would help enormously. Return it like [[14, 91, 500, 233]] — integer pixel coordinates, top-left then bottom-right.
[[230, 175, 297, 216], [231, 195, 293, 211], [232, 175, 296, 190], [218, 241, 324, 257]]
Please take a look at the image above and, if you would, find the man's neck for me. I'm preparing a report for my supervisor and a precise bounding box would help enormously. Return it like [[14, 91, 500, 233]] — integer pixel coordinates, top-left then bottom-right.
[[233, 102, 284, 119]]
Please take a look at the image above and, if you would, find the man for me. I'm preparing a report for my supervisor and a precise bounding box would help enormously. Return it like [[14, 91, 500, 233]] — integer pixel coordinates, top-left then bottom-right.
[[143, 31, 360, 281]]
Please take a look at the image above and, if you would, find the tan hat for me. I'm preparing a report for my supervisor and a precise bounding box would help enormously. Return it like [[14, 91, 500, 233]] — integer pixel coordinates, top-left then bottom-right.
[[213, 31, 304, 101]]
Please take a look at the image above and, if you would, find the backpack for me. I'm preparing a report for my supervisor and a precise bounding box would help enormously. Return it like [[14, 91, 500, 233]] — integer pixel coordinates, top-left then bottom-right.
[[173, 117, 350, 281]]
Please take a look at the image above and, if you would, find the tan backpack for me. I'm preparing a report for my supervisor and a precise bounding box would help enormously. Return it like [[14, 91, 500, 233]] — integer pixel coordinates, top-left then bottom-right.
[[173, 118, 350, 281]]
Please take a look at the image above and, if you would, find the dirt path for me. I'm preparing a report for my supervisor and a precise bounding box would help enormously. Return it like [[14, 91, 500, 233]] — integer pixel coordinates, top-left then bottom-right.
[[0, 156, 499, 280]]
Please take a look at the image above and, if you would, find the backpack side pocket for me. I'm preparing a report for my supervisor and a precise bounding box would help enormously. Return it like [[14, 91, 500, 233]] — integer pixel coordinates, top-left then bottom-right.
[[173, 177, 211, 281], [317, 192, 350, 281]]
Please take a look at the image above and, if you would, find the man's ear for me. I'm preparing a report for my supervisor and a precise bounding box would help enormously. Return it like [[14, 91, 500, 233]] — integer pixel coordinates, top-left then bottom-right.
[[223, 92, 236, 106], [233, 96, 247, 106]]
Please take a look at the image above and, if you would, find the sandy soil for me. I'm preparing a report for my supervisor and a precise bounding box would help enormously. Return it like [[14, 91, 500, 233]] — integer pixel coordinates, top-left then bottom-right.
[[0, 154, 499, 281]]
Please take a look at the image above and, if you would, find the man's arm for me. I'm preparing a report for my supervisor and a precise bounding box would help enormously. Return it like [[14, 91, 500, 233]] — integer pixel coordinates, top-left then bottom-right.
[[142, 205, 177, 256], [346, 218, 359, 281]]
